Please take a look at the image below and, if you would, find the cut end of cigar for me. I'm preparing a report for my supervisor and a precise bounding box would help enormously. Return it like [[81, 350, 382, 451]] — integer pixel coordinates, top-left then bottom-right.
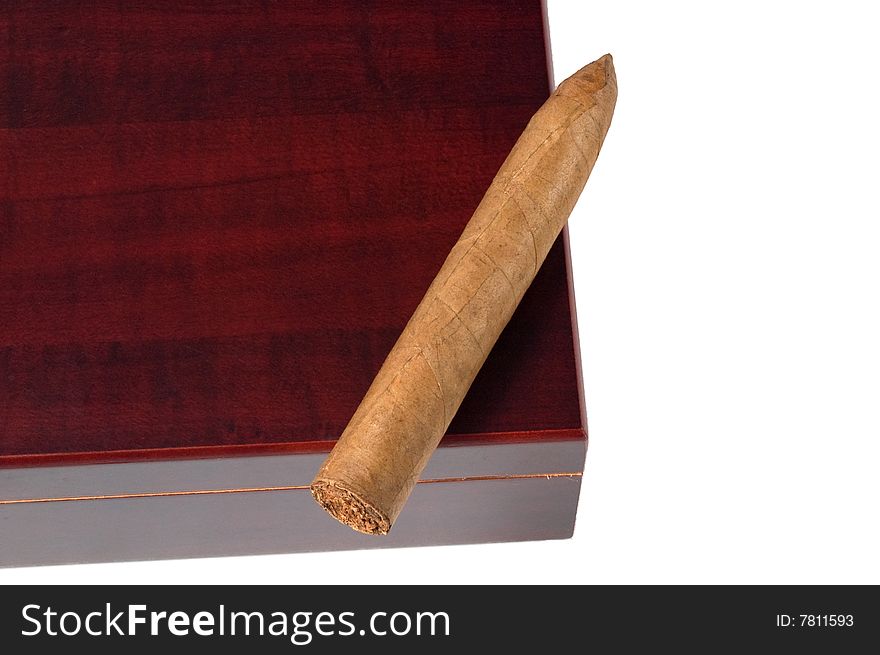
[[310, 480, 392, 535]]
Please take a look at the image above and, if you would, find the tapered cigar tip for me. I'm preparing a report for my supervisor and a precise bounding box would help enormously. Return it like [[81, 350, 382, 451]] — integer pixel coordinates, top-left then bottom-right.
[[558, 53, 617, 100], [311, 480, 392, 535], [592, 53, 614, 75]]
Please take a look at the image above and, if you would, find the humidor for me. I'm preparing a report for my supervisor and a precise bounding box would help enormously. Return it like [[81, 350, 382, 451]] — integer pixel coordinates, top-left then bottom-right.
[[0, 0, 587, 566]]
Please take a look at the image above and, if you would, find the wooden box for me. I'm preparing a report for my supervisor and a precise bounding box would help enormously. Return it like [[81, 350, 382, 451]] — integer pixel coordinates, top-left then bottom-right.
[[0, 0, 587, 567]]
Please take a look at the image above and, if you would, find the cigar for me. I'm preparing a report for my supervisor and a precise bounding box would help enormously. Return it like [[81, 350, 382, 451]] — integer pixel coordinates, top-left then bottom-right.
[[311, 54, 617, 534]]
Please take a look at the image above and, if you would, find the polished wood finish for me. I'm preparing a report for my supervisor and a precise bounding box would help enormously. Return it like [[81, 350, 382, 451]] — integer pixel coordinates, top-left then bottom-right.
[[1, 438, 585, 502], [0, 1, 586, 564], [2, 473, 583, 567], [1, 0, 581, 462]]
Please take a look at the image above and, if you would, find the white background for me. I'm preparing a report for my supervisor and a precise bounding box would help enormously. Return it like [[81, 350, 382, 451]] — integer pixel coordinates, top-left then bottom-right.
[[2, 1, 878, 584]]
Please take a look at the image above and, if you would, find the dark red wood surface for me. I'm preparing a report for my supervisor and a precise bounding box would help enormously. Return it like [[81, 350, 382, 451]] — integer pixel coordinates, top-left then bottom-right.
[[0, 0, 583, 463]]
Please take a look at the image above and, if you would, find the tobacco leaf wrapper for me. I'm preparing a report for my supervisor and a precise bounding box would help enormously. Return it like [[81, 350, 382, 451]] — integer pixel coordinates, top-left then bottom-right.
[[312, 54, 618, 534]]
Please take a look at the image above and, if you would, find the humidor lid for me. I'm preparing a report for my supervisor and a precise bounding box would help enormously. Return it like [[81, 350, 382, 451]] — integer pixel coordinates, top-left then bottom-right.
[[0, 0, 584, 468]]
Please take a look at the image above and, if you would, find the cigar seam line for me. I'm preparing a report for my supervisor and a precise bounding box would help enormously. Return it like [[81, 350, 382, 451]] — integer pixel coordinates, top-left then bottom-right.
[[426, 112, 577, 305], [0, 472, 583, 505], [436, 295, 487, 359], [508, 122, 570, 185], [530, 108, 601, 197], [449, 149, 563, 288], [509, 191, 546, 276], [553, 92, 597, 116], [364, 348, 426, 424], [416, 347, 447, 424], [473, 241, 518, 300], [505, 108, 600, 248], [392, 388, 434, 434], [507, 193, 541, 277]]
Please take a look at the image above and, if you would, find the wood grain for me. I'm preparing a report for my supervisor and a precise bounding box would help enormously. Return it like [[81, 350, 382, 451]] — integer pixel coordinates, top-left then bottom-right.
[[0, 1, 583, 462]]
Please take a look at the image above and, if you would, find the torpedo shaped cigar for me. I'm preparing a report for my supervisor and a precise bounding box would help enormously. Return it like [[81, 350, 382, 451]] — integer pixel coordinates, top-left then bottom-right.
[[311, 54, 617, 534]]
